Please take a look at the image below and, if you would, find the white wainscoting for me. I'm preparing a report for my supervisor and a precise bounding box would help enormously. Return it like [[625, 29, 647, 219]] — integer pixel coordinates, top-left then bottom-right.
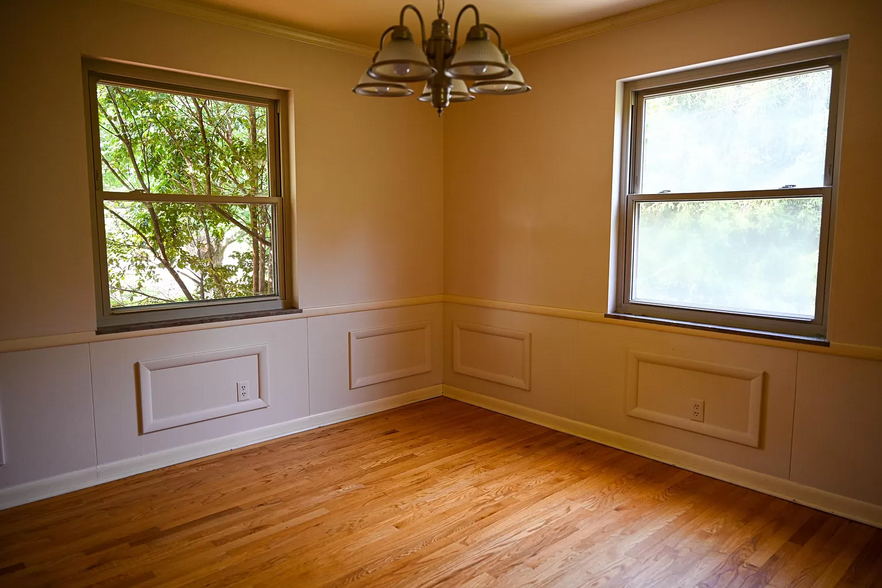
[[0, 345, 98, 489], [349, 321, 432, 389], [452, 321, 532, 390], [625, 351, 764, 448], [138, 344, 269, 434], [791, 353, 882, 507]]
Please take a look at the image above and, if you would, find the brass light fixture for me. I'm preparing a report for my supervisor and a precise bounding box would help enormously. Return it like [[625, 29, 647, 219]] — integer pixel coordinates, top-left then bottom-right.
[[353, 1, 531, 115]]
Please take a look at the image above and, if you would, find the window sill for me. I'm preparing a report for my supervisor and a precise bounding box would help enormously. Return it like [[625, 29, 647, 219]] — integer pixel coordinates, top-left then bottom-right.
[[604, 312, 830, 347], [96, 307, 303, 335]]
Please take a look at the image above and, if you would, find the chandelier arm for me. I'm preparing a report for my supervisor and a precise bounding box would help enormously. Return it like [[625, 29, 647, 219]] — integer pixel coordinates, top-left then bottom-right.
[[399, 5, 426, 49], [452, 4, 480, 49], [377, 26, 397, 50], [483, 23, 503, 50]]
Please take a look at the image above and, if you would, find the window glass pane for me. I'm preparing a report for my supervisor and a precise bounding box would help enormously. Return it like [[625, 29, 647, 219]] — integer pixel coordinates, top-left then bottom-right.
[[631, 198, 822, 319], [640, 69, 832, 194], [97, 83, 270, 196], [104, 201, 276, 308]]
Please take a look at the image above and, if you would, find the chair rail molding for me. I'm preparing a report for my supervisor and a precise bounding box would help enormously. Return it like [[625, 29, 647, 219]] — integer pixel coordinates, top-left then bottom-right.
[[0, 296, 444, 354], [444, 295, 882, 361]]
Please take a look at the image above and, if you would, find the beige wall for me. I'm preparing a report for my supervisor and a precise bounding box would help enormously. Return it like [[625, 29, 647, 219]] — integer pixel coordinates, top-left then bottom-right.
[[444, 0, 882, 348], [1, 0, 880, 524], [0, 0, 444, 342], [442, 0, 882, 522], [0, 0, 445, 506]]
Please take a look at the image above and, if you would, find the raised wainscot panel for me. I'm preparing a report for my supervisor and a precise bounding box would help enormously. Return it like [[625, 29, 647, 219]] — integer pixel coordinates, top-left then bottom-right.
[[0, 345, 97, 488], [626, 351, 764, 447], [349, 321, 432, 389], [453, 321, 532, 391], [138, 344, 269, 434]]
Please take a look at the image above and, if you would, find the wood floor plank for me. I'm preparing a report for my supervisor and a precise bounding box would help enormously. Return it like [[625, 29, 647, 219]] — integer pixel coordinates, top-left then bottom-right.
[[0, 398, 879, 588]]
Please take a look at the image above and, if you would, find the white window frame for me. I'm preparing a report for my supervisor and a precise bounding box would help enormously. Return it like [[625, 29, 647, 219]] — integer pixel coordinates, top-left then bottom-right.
[[83, 60, 293, 332], [614, 41, 847, 339]]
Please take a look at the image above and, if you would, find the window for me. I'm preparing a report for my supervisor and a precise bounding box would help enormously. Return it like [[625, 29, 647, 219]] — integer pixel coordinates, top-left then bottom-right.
[[85, 61, 291, 331], [615, 43, 845, 339]]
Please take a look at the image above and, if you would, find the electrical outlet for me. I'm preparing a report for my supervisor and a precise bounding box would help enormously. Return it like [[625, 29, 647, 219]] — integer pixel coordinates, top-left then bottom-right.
[[237, 381, 250, 402], [691, 399, 705, 422]]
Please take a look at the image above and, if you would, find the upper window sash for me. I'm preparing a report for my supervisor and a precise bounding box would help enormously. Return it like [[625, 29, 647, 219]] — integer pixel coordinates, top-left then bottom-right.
[[89, 72, 282, 202], [628, 56, 841, 196]]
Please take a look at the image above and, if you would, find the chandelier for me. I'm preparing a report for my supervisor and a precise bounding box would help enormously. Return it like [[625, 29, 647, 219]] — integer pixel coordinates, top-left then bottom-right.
[[353, 1, 531, 115]]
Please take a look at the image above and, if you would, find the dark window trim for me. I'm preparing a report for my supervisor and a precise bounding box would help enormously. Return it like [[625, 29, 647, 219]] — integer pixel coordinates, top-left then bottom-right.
[[82, 59, 295, 330], [613, 40, 847, 339]]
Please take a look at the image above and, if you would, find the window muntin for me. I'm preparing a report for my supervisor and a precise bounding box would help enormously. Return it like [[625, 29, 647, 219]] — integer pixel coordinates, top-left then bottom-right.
[[87, 64, 288, 328], [617, 47, 843, 338]]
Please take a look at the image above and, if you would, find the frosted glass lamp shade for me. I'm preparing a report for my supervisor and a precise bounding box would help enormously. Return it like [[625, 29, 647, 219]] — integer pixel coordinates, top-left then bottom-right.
[[469, 57, 531, 95], [418, 78, 474, 103], [352, 71, 413, 97], [446, 26, 511, 80], [367, 29, 435, 82]]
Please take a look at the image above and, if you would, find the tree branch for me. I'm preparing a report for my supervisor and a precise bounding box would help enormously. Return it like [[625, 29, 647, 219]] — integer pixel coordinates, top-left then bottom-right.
[[103, 89, 149, 191], [210, 204, 271, 247], [101, 156, 136, 191], [115, 288, 177, 304], [104, 205, 159, 257], [104, 203, 194, 301], [193, 97, 213, 196]]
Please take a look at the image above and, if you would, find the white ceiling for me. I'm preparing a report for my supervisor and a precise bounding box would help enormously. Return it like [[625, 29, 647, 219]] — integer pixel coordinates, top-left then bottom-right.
[[183, 0, 670, 50]]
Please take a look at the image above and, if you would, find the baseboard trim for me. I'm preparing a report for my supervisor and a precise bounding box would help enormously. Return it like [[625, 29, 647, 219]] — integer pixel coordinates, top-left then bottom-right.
[[0, 468, 99, 512], [0, 385, 442, 511], [442, 384, 882, 529]]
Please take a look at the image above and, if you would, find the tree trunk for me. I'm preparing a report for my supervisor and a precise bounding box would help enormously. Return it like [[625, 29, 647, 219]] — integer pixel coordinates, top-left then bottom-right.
[[103, 88, 194, 301], [248, 106, 261, 295], [251, 206, 259, 294]]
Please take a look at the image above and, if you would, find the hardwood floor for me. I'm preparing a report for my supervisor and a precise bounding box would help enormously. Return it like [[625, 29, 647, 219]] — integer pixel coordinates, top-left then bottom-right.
[[0, 398, 880, 588]]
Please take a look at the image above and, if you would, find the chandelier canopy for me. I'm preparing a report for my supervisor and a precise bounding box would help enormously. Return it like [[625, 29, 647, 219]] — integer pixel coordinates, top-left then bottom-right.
[[353, 1, 531, 115]]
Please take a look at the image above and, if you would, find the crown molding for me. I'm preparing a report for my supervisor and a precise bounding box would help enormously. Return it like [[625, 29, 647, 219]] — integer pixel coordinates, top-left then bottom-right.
[[121, 0, 376, 57], [509, 0, 723, 55], [122, 0, 721, 60]]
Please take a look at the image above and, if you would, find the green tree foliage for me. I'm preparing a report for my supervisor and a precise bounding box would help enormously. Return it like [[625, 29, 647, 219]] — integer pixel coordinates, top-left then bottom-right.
[[634, 198, 822, 318], [642, 69, 832, 193], [97, 83, 274, 308]]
